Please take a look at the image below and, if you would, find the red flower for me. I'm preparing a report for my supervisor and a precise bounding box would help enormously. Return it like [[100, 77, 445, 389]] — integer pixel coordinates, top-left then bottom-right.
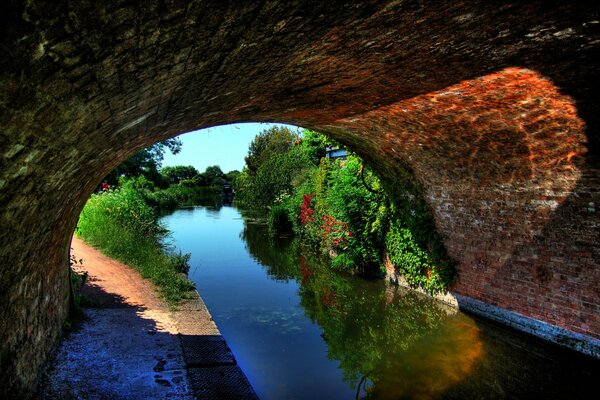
[[320, 214, 351, 248], [299, 194, 315, 225]]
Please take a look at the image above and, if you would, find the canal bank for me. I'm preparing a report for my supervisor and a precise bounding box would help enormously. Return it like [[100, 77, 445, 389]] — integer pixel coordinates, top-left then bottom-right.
[[40, 237, 256, 399], [384, 258, 600, 358], [161, 204, 600, 400]]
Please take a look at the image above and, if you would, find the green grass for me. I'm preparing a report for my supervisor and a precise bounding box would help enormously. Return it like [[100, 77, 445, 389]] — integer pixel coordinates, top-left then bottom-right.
[[77, 183, 195, 307]]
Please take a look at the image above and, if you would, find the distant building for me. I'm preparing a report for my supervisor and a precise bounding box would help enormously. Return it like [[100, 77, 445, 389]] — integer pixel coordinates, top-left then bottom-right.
[[325, 146, 347, 160]]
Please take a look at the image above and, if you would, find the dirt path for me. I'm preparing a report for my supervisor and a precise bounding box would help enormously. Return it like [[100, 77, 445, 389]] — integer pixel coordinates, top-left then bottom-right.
[[72, 236, 168, 310], [41, 236, 257, 399]]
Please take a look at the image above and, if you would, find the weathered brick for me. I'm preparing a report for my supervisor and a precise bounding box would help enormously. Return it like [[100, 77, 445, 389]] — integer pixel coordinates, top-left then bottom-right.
[[1, 1, 599, 398]]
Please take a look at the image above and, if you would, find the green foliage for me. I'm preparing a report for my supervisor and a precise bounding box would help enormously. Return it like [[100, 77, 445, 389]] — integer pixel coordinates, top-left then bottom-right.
[[286, 153, 455, 291], [267, 202, 293, 234], [382, 173, 457, 294], [144, 185, 220, 213], [385, 224, 430, 286], [104, 138, 181, 187], [323, 156, 387, 272], [259, 147, 313, 208], [280, 168, 320, 247], [199, 165, 224, 186], [77, 178, 195, 306], [240, 127, 455, 293], [236, 128, 329, 211], [244, 126, 299, 174], [236, 144, 319, 211], [80, 177, 161, 236], [168, 251, 191, 274], [142, 187, 179, 213], [160, 165, 199, 185], [299, 129, 329, 161], [158, 164, 235, 190], [225, 170, 241, 184]]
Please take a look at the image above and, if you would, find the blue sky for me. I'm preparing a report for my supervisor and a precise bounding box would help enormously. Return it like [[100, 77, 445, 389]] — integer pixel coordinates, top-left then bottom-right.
[[162, 123, 301, 173]]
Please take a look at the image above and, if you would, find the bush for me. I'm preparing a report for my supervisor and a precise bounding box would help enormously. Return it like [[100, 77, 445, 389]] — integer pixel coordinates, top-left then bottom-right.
[[144, 189, 179, 213], [78, 179, 160, 236], [235, 128, 326, 211], [143, 185, 221, 213], [268, 203, 293, 234], [77, 178, 195, 306], [323, 156, 386, 272], [240, 128, 456, 293], [168, 251, 192, 274], [386, 221, 455, 293]]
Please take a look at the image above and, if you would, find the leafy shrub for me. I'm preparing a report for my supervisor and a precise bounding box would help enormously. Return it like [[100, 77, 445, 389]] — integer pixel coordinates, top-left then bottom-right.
[[144, 185, 221, 213], [243, 129, 456, 293], [268, 203, 294, 234], [78, 179, 160, 237], [144, 189, 179, 213], [386, 221, 455, 293], [77, 177, 195, 306], [323, 156, 386, 272]]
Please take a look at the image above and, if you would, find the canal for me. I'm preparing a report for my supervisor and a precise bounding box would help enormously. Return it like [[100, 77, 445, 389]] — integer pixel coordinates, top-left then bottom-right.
[[161, 203, 599, 400]]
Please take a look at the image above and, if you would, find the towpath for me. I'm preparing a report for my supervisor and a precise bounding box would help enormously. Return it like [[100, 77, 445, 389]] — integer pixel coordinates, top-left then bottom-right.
[[41, 236, 257, 399]]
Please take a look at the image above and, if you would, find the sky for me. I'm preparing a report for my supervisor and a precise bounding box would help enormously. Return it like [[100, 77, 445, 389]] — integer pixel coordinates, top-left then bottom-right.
[[161, 122, 301, 173]]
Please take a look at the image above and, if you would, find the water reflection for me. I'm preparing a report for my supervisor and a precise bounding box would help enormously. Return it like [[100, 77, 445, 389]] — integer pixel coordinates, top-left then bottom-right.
[[241, 222, 298, 282], [162, 206, 600, 400], [242, 220, 482, 399]]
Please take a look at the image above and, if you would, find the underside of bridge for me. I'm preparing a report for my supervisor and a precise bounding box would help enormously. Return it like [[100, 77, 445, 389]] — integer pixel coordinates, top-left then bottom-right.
[[1, 1, 599, 397]]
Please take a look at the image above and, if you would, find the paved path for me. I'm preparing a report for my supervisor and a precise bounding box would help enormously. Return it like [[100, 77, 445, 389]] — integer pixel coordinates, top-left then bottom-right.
[[41, 236, 257, 399]]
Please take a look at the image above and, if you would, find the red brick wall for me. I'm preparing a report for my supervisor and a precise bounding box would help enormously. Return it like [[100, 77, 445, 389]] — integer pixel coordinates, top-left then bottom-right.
[[310, 68, 598, 340], [1, 1, 598, 397]]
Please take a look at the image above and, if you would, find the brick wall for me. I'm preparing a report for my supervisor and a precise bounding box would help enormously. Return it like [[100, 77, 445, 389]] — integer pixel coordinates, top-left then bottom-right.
[[1, 1, 598, 397], [322, 68, 599, 341]]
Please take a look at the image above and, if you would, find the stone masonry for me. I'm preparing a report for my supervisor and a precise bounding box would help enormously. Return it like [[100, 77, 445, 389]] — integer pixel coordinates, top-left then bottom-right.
[[1, 1, 599, 398]]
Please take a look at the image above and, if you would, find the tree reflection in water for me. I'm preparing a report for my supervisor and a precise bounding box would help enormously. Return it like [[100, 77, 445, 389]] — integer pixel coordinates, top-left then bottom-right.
[[241, 220, 482, 399]]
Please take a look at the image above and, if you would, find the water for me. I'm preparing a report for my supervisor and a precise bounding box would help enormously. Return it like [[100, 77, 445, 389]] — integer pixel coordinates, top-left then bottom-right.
[[161, 204, 599, 400]]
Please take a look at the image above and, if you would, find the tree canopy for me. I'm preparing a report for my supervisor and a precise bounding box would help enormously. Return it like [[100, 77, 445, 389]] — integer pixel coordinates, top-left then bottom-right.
[[235, 128, 329, 210], [244, 126, 299, 175], [104, 138, 182, 186], [160, 165, 199, 185]]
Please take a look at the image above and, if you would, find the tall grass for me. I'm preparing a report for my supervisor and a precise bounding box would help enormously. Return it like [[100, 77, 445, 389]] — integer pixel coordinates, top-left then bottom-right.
[[77, 180, 195, 306]]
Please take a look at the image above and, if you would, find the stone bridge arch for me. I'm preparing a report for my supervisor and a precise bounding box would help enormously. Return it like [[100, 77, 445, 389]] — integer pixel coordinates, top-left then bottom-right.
[[1, 1, 599, 397]]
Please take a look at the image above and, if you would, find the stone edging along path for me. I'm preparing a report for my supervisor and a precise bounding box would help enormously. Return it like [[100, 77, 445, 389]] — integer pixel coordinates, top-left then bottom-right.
[[40, 236, 257, 400]]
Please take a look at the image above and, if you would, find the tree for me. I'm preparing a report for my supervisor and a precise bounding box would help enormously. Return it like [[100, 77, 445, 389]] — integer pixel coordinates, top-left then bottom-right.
[[239, 144, 315, 210], [225, 170, 241, 184], [160, 165, 199, 185], [235, 128, 329, 210], [198, 165, 226, 187], [300, 130, 329, 162], [244, 126, 299, 174], [104, 138, 182, 187]]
